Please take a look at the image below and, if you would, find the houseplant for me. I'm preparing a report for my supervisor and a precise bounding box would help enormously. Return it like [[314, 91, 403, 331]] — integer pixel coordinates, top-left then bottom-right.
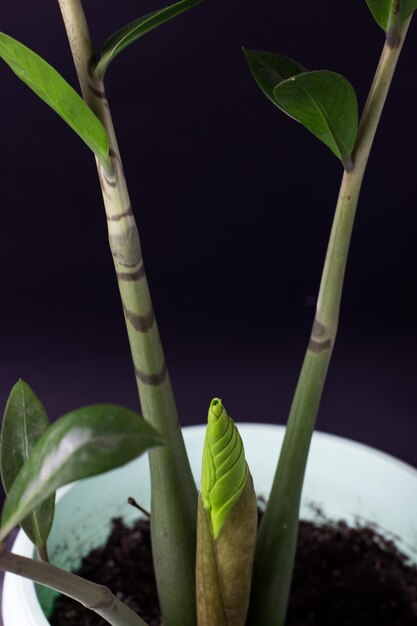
[[4, 423, 417, 626], [0, 1, 416, 625]]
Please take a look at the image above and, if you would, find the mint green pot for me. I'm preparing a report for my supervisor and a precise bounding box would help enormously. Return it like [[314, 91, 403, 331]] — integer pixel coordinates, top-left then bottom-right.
[[3, 425, 417, 625]]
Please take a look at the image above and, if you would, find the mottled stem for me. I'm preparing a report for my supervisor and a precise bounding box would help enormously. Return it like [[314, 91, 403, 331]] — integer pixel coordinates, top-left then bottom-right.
[[0, 550, 149, 626], [248, 17, 412, 626], [56, 2, 197, 625]]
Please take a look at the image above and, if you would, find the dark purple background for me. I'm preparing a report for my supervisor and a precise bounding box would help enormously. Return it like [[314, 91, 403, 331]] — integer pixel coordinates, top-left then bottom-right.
[[0, 0, 416, 497]]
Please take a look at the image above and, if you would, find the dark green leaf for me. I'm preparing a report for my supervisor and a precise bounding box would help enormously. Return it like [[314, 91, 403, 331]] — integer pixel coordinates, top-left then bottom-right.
[[244, 49, 358, 166], [0, 405, 163, 540], [273, 70, 358, 166], [243, 48, 305, 104], [366, 0, 417, 29], [0, 33, 109, 166], [96, 0, 203, 79], [399, 0, 417, 21], [366, 0, 392, 29], [1, 381, 55, 546]]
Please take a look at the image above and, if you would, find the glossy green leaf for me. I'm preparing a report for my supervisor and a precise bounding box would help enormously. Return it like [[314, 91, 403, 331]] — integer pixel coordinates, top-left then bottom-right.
[[366, 0, 417, 29], [243, 48, 305, 104], [273, 70, 358, 166], [0, 33, 109, 166], [201, 398, 248, 538], [1, 381, 55, 546], [0, 405, 162, 540], [96, 0, 203, 79], [244, 49, 358, 166], [366, 0, 392, 28]]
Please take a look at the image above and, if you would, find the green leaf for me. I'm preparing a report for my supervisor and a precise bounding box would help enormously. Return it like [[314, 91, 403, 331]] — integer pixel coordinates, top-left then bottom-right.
[[0, 33, 109, 166], [1, 381, 55, 546], [366, 0, 417, 30], [0, 405, 162, 540], [401, 0, 417, 21], [96, 0, 203, 79], [273, 70, 358, 167], [366, 0, 392, 28], [201, 398, 248, 538], [243, 48, 305, 104], [244, 49, 358, 166]]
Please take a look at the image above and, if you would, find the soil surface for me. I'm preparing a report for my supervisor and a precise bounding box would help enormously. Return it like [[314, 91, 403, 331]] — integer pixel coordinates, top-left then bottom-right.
[[50, 515, 417, 626]]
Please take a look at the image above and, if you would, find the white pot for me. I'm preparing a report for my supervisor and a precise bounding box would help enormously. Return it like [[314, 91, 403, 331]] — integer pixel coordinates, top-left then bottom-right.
[[3, 424, 417, 625]]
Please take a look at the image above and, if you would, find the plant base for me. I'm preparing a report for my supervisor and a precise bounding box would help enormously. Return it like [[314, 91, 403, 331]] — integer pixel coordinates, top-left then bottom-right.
[[4, 426, 417, 626], [49, 515, 417, 626]]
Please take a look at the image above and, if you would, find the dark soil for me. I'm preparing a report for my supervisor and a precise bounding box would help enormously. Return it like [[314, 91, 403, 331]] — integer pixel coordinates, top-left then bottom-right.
[[50, 515, 417, 626]]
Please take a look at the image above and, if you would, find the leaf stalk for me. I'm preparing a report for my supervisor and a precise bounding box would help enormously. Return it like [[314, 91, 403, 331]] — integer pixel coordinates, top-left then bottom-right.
[[56, 2, 198, 625], [0, 550, 149, 626], [248, 15, 412, 626]]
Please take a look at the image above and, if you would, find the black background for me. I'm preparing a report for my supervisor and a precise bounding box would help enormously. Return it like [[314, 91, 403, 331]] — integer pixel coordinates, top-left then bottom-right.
[[0, 1, 416, 475]]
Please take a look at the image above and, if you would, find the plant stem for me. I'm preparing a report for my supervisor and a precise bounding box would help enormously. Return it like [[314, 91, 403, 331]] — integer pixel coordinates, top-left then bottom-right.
[[37, 544, 49, 562], [248, 17, 412, 626], [56, 2, 197, 625], [0, 550, 149, 626]]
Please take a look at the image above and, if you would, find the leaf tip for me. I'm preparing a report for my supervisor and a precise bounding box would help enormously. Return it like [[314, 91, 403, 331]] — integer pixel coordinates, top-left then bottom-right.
[[209, 397, 224, 420]]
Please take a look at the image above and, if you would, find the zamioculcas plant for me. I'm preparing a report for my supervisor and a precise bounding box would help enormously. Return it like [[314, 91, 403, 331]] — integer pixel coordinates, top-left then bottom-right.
[[0, 1, 416, 626]]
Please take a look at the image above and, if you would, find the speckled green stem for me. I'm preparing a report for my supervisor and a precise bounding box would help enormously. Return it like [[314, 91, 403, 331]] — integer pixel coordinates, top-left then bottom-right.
[[57, 3, 197, 625], [248, 17, 412, 626]]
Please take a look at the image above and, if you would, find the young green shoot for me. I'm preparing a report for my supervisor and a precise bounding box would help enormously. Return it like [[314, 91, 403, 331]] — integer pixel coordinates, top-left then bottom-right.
[[196, 399, 257, 626]]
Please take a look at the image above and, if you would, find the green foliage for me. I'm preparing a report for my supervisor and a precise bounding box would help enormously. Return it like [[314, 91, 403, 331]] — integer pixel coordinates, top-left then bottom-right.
[[243, 49, 305, 103], [0, 405, 162, 541], [366, 0, 392, 28], [0, 33, 109, 166], [95, 0, 203, 78], [0, 381, 55, 546], [273, 71, 358, 167], [401, 0, 417, 21], [245, 49, 358, 167], [0, 2, 412, 626], [201, 398, 248, 538], [366, 0, 417, 30]]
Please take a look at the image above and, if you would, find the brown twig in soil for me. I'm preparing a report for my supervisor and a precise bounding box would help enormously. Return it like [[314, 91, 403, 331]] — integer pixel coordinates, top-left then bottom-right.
[[128, 497, 151, 518]]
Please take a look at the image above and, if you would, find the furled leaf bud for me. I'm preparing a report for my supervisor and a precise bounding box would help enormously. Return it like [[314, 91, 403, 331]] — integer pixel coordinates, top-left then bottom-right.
[[201, 398, 248, 537], [196, 398, 257, 626]]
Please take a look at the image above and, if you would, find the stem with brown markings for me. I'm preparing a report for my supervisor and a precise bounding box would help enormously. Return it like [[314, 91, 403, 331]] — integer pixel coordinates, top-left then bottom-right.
[[248, 16, 412, 626], [0, 550, 149, 626], [57, 2, 197, 625]]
